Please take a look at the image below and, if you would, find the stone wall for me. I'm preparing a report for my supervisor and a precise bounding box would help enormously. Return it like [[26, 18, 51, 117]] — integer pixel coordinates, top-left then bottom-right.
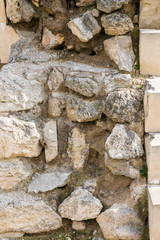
[[0, 0, 148, 240]]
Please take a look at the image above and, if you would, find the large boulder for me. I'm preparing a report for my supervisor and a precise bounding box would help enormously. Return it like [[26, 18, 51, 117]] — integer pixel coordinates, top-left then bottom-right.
[[58, 187, 103, 221], [97, 204, 144, 240], [101, 12, 133, 36], [0, 192, 62, 234], [97, 0, 130, 13]]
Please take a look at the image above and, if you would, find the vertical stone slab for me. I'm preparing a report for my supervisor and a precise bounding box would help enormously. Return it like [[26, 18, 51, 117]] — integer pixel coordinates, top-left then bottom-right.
[[0, 0, 7, 24]]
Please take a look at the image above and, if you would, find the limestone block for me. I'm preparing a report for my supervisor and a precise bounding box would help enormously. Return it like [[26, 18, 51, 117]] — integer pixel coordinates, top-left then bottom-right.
[[139, 0, 160, 29], [144, 78, 160, 132], [145, 133, 160, 184], [148, 185, 160, 240], [140, 29, 160, 75], [0, 0, 7, 24]]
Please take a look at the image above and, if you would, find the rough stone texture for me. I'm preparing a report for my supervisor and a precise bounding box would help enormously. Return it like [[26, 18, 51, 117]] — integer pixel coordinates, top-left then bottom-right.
[[0, 116, 42, 159], [58, 187, 103, 221], [66, 96, 103, 122], [48, 68, 64, 92], [68, 128, 89, 170], [82, 179, 97, 194], [42, 28, 64, 50], [105, 124, 144, 160], [97, 204, 143, 240], [104, 36, 135, 72], [0, 191, 62, 234], [48, 92, 66, 118], [72, 221, 86, 230], [97, 0, 130, 13], [28, 168, 71, 193], [43, 120, 58, 163], [0, 159, 31, 190], [103, 88, 143, 123], [6, 0, 35, 23], [76, 0, 96, 7], [101, 12, 134, 36], [0, 0, 7, 24], [68, 11, 101, 42]]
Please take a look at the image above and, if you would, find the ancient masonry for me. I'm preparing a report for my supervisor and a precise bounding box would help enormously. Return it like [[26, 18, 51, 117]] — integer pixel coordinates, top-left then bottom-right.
[[0, 0, 148, 240]]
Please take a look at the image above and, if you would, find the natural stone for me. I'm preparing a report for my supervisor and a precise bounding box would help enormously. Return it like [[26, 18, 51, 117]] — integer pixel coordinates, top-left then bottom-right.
[[104, 36, 135, 72], [58, 187, 103, 221], [6, 0, 35, 24], [103, 88, 143, 123], [91, 8, 100, 18], [66, 96, 103, 122], [28, 168, 71, 193], [0, 159, 31, 190], [76, 0, 96, 7], [43, 120, 58, 163], [0, 116, 42, 159], [72, 221, 86, 231], [42, 28, 64, 50], [97, 0, 130, 13], [48, 68, 64, 92], [48, 92, 66, 118], [101, 12, 134, 36], [0, 191, 62, 234], [82, 179, 97, 194], [105, 124, 144, 160], [0, 0, 7, 24], [97, 204, 143, 240], [68, 128, 89, 170], [68, 11, 101, 42], [0, 232, 24, 238]]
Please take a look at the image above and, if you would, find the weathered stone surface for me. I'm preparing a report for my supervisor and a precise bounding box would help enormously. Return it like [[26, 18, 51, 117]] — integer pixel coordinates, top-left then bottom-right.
[[103, 89, 143, 123], [0, 0, 7, 24], [43, 120, 58, 163], [104, 36, 135, 72], [66, 96, 103, 122], [68, 128, 89, 170], [82, 179, 97, 194], [28, 168, 71, 193], [58, 187, 103, 221], [48, 92, 66, 118], [48, 68, 64, 92], [105, 124, 144, 160], [0, 191, 62, 234], [68, 11, 101, 42], [0, 159, 31, 190], [0, 116, 42, 159], [72, 221, 86, 230], [97, 204, 143, 240], [101, 12, 133, 36], [6, 0, 35, 23], [0, 63, 46, 112], [42, 28, 64, 50], [97, 0, 130, 13], [76, 0, 96, 7]]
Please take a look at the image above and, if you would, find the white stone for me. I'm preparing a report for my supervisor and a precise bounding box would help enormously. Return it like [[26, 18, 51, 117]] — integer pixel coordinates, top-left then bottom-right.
[[0, 116, 42, 159], [43, 120, 58, 163], [58, 187, 103, 221]]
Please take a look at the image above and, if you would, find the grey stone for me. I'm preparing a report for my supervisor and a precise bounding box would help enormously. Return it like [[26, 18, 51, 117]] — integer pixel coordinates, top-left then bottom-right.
[[103, 88, 143, 123], [97, 204, 143, 240], [28, 168, 71, 193], [82, 179, 97, 193], [68, 11, 101, 42], [97, 0, 130, 13], [66, 96, 103, 122], [48, 92, 66, 118], [101, 12, 134, 36], [104, 36, 135, 72], [0, 191, 62, 234], [58, 187, 103, 221], [105, 124, 144, 160]]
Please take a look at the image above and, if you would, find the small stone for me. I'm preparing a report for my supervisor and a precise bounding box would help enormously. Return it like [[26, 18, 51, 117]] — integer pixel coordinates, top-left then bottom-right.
[[91, 8, 100, 18], [104, 36, 135, 72], [48, 92, 66, 118], [58, 187, 103, 221], [101, 12, 134, 36], [82, 179, 97, 193], [105, 124, 144, 160], [66, 96, 103, 122], [28, 168, 71, 193], [48, 68, 64, 92], [43, 120, 58, 163], [97, 204, 143, 240], [68, 128, 89, 170], [76, 0, 96, 7], [133, 14, 139, 24], [68, 11, 101, 42], [72, 221, 86, 231], [97, 0, 130, 13], [42, 28, 64, 50]]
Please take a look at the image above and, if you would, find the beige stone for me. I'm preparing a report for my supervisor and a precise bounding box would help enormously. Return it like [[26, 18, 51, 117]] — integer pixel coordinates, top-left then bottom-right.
[[140, 0, 160, 29], [144, 78, 160, 132], [0, 0, 7, 24], [140, 29, 160, 75], [148, 185, 160, 240], [72, 221, 86, 231]]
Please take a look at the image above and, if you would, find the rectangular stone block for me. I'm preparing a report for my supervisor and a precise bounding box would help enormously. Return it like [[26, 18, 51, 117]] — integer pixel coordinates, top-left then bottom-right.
[[144, 78, 160, 132], [0, 0, 6, 24], [140, 0, 160, 29], [145, 133, 160, 184], [140, 29, 160, 75], [148, 185, 160, 240]]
